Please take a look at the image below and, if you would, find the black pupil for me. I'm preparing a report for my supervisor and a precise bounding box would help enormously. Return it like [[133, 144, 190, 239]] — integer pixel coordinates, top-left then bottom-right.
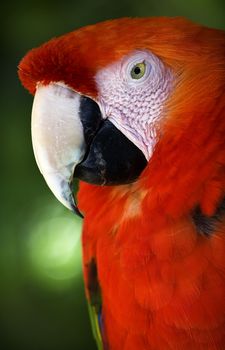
[[134, 66, 141, 75]]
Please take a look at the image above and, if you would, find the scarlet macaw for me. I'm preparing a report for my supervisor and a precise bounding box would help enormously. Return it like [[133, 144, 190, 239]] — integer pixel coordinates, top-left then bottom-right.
[[19, 17, 225, 350]]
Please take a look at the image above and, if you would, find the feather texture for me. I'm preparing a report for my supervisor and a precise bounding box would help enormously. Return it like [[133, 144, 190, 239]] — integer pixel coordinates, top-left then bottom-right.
[[77, 18, 225, 349], [19, 17, 225, 349]]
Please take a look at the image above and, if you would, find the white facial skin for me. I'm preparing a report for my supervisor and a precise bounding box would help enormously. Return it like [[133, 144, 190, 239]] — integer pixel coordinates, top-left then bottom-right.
[[95, 50, 174, 160]]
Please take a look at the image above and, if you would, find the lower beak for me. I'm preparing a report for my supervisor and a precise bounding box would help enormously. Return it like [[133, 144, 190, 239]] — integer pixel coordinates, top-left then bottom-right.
[[31, 83, 147, 217]]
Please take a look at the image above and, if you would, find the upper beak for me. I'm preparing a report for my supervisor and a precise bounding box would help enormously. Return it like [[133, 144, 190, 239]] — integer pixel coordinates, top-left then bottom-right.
[[31, 83, 101, 216], [31, 82, 147, 217]]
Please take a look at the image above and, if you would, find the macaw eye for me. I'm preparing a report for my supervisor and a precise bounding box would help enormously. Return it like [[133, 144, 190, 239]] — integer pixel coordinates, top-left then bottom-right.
[[130, 62, 146, 79]]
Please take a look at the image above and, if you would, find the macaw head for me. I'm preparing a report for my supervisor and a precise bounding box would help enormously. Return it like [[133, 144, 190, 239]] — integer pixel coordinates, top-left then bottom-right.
[[18, 17, 225, 216]]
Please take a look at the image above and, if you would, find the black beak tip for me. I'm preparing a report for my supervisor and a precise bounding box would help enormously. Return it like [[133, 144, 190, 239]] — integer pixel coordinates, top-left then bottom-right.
[[71, 203, 84, 219]]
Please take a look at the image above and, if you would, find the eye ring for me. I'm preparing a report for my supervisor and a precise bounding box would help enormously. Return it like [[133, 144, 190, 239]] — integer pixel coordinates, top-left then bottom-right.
[[130, 61, 146, 79]]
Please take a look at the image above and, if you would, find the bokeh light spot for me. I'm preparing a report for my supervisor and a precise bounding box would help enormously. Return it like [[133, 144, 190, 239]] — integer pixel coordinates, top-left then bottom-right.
[[28, 213, 82, 287]]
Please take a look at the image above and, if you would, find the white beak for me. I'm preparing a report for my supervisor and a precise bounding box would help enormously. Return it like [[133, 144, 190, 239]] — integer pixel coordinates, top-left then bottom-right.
[[31, 83, 85, 211]]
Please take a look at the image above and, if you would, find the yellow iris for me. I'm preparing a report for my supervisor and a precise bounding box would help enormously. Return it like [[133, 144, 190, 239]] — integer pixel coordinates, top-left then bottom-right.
[[130, 62, 146, 79]]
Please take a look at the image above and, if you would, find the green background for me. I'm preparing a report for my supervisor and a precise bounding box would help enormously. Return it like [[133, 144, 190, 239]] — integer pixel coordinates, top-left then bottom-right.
[[1, 1, 225, 349]]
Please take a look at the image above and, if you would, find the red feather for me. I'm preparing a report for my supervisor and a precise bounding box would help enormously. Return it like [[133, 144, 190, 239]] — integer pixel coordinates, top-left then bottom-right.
[[19, 17, 225, 349]]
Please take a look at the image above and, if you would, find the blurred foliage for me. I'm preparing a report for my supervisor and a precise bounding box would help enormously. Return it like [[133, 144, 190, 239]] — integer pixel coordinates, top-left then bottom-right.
[[1, 1, 225, 349]]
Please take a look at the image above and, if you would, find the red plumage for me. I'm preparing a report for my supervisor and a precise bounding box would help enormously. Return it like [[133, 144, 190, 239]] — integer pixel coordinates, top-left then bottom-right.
[[19, 17, 225, 349]]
